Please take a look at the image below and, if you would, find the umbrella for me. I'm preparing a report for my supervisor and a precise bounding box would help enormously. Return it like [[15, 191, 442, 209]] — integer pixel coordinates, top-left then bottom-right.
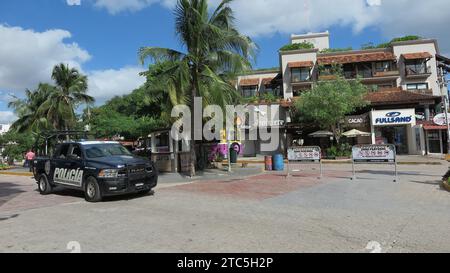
[[342, 129, 371, 138], [308, 130, 334, 138]]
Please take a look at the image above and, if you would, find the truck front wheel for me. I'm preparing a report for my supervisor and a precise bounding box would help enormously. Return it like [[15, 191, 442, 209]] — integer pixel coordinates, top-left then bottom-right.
[[38, 174, 52, 195], [84, 177, 102, 203]]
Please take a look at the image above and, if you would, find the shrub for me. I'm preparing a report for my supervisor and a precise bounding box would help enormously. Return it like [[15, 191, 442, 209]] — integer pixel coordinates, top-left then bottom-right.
[[280, 42, 315, 51]]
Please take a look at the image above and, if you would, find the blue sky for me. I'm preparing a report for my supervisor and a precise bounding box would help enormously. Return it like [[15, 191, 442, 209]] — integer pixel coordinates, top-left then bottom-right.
[[1, 0, 449, 123]]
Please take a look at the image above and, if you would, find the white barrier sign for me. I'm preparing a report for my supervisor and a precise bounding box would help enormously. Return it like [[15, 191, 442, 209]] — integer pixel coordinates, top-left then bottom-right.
[[288, 146, 321, 162], [352, 145, 396, 163], [352, 144, 398, 182], [287, 146, 322, 178]]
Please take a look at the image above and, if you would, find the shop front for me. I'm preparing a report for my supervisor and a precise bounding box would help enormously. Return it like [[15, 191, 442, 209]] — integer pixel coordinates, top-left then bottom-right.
[[370, 109, 417, 155], [418, 117, 449, 155]]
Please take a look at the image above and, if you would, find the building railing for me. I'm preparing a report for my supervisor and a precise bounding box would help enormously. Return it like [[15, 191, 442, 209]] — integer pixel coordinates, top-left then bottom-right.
[[342, 69, 400, 79], [405, 66, 432, 76]]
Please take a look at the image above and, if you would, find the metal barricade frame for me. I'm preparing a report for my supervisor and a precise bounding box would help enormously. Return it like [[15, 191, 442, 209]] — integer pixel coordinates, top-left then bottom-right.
[[286, 146, 323, 179], [351, 144, 398, 182]]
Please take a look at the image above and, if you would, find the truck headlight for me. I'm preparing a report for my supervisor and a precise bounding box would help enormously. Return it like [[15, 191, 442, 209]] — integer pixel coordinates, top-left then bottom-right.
[[98, 169, 119, 178]]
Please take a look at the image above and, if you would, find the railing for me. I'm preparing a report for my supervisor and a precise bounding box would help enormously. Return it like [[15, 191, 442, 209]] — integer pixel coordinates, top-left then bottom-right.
[[343, 69, 400, 79], [291, 76, 311, 83], [405, 66, 432, 76]]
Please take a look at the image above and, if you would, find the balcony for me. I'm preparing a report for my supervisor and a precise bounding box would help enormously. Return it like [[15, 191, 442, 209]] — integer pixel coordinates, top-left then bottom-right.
[[318, 74, 337, 81], [405, 65, 432, 79], [342, 69, 400, 80]]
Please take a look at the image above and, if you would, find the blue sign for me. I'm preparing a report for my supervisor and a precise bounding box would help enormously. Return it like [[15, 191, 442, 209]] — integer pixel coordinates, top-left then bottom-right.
[[375, 112, 413, 125]]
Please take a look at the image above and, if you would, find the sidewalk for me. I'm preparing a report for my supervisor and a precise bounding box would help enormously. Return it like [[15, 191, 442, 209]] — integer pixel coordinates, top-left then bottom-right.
[[221, 155, 447, 165], [0, 166, 265, 184]]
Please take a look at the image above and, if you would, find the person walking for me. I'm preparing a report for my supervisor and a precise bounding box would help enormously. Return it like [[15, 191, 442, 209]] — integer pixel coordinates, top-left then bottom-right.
[[24, 150, 36, 172]]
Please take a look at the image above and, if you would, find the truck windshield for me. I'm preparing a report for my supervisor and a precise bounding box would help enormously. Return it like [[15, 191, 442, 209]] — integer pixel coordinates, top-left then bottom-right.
[[84, 144, 133, 159]]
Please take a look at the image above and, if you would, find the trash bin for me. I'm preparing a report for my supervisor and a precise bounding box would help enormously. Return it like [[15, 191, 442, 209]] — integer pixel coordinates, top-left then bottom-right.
[[272, 154, 284, 171], [229, 148, 238, 164], [265, 156, 273, 171]]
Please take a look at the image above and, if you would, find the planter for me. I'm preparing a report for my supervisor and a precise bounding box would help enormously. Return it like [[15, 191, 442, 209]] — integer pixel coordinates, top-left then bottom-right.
[[319, 75, 337, 81], [336, 157, 351, 160]]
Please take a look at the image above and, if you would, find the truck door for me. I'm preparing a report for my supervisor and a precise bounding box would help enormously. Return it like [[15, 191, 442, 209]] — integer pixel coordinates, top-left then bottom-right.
[[52, 144, 83, 188], [51, 144, 70, 184]]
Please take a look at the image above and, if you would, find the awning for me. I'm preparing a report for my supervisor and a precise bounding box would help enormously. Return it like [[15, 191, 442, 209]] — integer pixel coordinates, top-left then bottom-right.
[[402, 52, 433, 60], [239, 78, 259, 86], [288, 61, 314, 68], [317, 52, 396, 65], [342, 129, 371, 138], [423, 125, 447, 130], [261, 77, 275, 85], [308, 130, 334, 138]]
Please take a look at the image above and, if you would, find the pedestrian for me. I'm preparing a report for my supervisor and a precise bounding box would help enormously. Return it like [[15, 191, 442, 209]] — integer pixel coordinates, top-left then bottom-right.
[[24, 149, 36, 172]]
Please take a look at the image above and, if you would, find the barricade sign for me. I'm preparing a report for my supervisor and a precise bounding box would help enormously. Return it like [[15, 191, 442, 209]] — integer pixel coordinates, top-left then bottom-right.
[[351, 144, 398, 182], [287, 146, 322, 178]]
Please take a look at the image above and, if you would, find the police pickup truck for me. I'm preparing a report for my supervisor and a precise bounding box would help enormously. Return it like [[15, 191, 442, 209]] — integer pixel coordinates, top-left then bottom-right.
[[32, 141, 158, 202]]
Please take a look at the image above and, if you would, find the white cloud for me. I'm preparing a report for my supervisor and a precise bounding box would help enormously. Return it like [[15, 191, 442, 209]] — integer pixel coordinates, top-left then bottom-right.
[[67, 0, 82, 6], [0, 111, 17, 124], [88, 67, 146, 102], [92, 0, 175, 14], [89, 0, 450, 54], [0, 25, 145, 109], [367, 0, 381, 6], [0, 24, 90, 93]]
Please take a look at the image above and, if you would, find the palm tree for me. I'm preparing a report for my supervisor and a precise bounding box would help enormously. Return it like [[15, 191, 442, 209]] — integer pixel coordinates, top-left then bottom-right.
[[139, 0, 257, 176], [9, 83, 56, 132], [39, 63, 94, 132]]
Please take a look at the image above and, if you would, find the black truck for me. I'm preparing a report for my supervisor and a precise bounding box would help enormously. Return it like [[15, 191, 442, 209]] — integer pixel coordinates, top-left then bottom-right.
[[32, 139, 158, 202]]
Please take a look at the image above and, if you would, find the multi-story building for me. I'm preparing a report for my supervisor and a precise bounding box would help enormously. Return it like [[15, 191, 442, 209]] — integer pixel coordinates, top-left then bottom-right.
[[237, 32, 450, 156]]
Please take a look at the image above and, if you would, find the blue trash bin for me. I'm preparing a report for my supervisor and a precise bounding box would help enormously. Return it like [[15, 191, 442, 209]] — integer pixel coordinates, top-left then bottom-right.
[[272, 154, 284, 171]]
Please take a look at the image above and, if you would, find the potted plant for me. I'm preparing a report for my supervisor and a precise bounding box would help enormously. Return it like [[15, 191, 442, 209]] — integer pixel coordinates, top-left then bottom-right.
[[442, 170, 450, 192]]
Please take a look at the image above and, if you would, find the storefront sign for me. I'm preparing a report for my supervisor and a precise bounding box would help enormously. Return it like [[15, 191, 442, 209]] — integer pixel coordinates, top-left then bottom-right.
[[345, 114, 369, 127], [352, 145, 396, 163], [288, 146, 321, 162], [433, 113, 449, 126], [371, 109, 416, 126]]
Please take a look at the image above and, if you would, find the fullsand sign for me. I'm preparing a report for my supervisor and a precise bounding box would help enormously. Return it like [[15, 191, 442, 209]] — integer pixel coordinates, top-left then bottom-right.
[[371, 109, 416, 126]]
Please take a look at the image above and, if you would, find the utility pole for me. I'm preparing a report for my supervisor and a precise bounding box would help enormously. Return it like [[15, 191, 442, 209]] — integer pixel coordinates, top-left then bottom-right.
[[438, 65, 450, 154]]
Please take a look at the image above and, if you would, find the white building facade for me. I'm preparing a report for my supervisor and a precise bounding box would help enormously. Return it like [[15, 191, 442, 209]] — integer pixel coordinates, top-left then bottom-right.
[[236, 32, 449, 156]]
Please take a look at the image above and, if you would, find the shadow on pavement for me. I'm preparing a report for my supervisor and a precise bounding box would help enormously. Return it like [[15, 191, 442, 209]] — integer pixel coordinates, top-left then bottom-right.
[[0, 183, 27, 199]]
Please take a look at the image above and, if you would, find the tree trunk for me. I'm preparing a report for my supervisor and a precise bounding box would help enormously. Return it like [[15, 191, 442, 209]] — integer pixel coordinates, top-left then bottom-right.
[[189, 70, 199, 177]]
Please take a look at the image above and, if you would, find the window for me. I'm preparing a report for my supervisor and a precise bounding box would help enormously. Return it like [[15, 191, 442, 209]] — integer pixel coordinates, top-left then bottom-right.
[[375, 61, 392, 72], [242, 86, 258, 97], [407, 83, 429, 90], [85, 144, 132, 159], [291, 68, 310, 82], [56, 144, 69, 159], [405, 60, 428, 75], [262, 85, 281, 97], [357, 63, 373, 78], [67, 145, 82, 160]]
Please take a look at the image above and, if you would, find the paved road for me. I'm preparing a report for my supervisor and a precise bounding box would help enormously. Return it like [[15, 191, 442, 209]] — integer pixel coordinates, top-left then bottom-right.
[[0, 164, 449, 253]]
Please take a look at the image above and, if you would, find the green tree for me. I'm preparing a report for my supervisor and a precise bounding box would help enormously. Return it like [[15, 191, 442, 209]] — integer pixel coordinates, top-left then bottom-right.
[[139, 0, 257, 176], [0, 131, 34, 165], [294, 71, 368, 144], [9, 83, 56, 133], [39, 63, 94, 131]]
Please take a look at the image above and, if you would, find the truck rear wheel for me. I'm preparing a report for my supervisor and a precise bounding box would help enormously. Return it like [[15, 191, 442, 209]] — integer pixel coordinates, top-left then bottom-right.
[[84, 177, 102, 203], [38, 174, 52, 195]]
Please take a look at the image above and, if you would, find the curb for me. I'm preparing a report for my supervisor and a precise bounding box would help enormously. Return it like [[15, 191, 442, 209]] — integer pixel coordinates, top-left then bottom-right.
[[0, 172, 33, 177], [221, 160, 444, 166]]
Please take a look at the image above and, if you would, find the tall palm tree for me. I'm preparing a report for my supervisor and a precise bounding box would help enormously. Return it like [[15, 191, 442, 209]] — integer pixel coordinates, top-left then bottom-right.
[[9, 83, 56, 133], [39, 63, 94, 132], [139, 0, 257, 176]]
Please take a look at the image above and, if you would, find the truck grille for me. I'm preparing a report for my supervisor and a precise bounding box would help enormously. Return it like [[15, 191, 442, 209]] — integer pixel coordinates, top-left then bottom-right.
[[129, 165, 146, 175]]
